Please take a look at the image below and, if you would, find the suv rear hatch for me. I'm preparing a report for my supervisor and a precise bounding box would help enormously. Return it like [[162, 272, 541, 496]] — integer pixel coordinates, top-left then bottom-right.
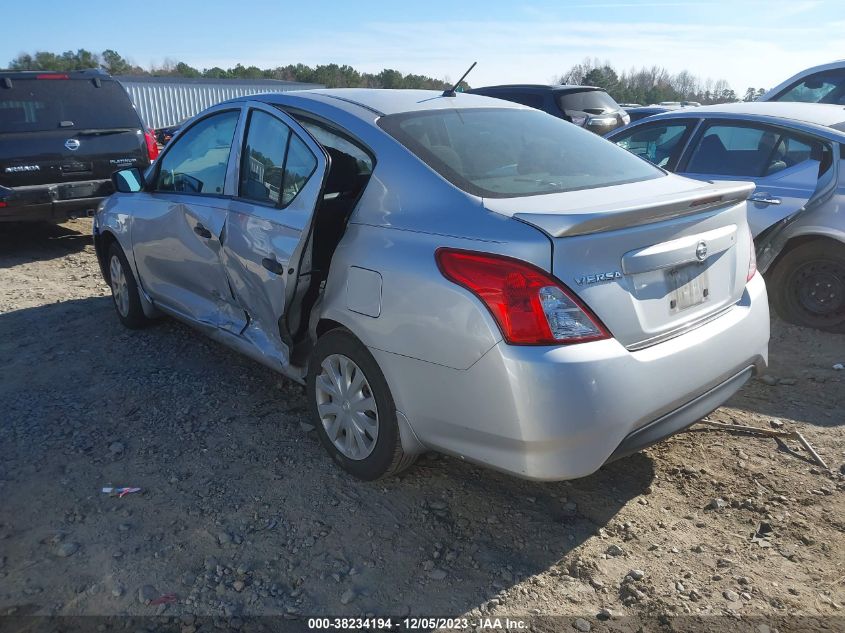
[[0, 75, 149, 191], [484, 176, 756, 349]]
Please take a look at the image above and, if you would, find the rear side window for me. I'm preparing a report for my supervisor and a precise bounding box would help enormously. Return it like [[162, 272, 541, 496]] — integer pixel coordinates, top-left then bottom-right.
[[773, 70, 845, 105], [239, 109, 317, 207], [0, 78, 140, 132], [494, 92, 545, 109], [612, 121, 695, 169], [557, 90, 619, 113], [685, 123, 821, 178], [156, 110, 239, 195], [378, 107, 663, 198]]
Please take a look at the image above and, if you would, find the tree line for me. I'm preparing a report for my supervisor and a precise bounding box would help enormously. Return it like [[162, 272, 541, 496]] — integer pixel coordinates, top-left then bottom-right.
[[6, 49, 453, 90], [8, 49, 768, 102], [557, 57, 766, 105]]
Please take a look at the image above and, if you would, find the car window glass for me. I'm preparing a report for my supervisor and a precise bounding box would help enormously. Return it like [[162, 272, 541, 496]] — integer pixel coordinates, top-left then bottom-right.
[[557, 90, 619, 113], [281, 135, 317, 206], [686, 124, 777, 177], [299, 120, 373, 199], [614, 123, 692, 168], [0, 79, 139, 132], [239, 110, 291, 205], [774, 70, 845, 105], [156, 110, 239, 195], [379, 108, 662, 198], [765, 135, 814, 176]]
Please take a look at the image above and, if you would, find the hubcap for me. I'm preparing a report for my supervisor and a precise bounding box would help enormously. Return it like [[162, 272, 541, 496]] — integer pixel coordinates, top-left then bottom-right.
[[109, 254, 130, 318], [793, 259, 845, 322], [314, 354, 378, 460]]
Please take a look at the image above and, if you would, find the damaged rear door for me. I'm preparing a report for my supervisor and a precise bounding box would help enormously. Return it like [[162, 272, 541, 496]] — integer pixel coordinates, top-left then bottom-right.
[[221, 103, 328, 368]]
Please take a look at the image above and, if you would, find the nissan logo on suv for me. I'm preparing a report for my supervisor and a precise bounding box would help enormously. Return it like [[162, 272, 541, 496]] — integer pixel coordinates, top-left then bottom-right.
[[64, 139, 80, 151]]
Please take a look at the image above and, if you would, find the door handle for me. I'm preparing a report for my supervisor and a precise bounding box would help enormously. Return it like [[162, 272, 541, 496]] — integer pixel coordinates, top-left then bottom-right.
[[749, 193, 781, 205], [262, 256, 286, 275], [193, 223, 212, 238]]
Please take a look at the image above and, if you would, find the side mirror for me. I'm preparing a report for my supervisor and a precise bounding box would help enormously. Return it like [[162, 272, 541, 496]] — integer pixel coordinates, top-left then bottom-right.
[[112, 167, 145, 193]]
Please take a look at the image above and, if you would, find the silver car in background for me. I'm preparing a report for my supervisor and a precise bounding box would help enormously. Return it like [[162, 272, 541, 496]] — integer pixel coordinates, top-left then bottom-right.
[[94, 89, 768, 481], [607, 101, 845, 332]]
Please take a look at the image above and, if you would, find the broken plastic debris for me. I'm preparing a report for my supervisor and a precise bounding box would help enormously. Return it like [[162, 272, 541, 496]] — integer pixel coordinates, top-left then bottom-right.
[[149, 592, 177, 605], [102, 487, 141, 498], [833, 363, 844, 371]]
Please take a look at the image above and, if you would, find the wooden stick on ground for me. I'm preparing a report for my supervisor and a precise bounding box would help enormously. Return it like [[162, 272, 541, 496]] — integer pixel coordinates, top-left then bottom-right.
[[693, 420, 830, 471]]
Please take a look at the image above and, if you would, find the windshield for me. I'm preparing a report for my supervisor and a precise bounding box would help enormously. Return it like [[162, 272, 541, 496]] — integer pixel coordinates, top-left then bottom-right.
[[378, 108, 663, 198], [0, 79, 141, 133]]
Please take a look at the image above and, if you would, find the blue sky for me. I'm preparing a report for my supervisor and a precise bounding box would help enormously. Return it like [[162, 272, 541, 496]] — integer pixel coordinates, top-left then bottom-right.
[[2, 0, 841, 92]]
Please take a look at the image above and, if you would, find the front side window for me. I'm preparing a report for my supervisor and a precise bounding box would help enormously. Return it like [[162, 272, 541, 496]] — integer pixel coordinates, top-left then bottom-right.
[[773, 70, 845, 105], [613, 121, 695, 168], [685, 123, 820, 178], [156, 110, 239, 195], [378, 108, 663, 198]]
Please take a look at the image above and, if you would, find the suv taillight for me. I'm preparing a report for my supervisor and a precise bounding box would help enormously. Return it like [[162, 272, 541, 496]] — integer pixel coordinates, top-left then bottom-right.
[[144, 130, 159, 162], [436, 248, 610, 345], [747, 233, 757, 281]]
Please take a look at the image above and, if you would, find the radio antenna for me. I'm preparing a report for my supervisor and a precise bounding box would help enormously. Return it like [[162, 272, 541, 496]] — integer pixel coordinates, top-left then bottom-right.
[[442, 62, 477, 97]]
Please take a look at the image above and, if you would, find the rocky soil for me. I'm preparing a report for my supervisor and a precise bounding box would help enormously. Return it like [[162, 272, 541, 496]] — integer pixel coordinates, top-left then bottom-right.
[[0, 219, 843, 631]]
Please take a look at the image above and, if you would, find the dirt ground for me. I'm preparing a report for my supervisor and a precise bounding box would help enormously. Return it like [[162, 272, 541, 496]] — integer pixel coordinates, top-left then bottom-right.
[[0, 219, 843, 632]]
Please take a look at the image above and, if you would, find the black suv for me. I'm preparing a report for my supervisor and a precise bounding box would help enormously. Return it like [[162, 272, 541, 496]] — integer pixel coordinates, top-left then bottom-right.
[[467, 84, 629, 135], [0, 69, 156, 222]]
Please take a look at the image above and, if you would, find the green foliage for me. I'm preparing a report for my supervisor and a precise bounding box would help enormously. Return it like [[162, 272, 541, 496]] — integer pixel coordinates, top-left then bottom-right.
[[6, 50, 451, 89], [557, 57, 742, 105]]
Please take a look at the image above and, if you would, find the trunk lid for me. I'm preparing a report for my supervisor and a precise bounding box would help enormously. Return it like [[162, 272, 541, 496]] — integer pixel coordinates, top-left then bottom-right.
[[484, 176, 756, 349], [0, 128, 148, 187]]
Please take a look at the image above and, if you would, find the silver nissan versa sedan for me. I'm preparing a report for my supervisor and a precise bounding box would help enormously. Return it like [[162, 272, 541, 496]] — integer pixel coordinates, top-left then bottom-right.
[[93, 89, 769, 481]]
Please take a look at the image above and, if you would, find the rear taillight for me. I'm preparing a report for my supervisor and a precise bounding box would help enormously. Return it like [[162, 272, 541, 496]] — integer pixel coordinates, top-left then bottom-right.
[[36, 73, 69, 80], [747, 233, 757, 281], [144, 130, 159, 161], [436, 248, 610, 345]]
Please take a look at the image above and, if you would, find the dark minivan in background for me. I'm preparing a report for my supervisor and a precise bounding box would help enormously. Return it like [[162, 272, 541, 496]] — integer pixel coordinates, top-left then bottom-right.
[[467, 84, 630, 134], [0, 69, 157, 222]]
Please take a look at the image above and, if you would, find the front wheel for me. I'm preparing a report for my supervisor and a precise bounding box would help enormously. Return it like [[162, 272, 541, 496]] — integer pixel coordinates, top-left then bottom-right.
[[768, 240, 845, 333], [106, 242, 151, 329], [306, 329, 416, 480]]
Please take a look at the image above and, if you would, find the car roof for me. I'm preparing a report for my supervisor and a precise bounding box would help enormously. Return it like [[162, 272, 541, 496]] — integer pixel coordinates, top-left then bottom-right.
[[241, 88, 525, 118], [469, 84, 601, 93], [653, 101, 845, 129], [0, 68, 112, 80]]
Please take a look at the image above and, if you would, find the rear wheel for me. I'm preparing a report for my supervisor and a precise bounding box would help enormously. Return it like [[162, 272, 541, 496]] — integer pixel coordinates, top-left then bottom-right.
[[306, 328, 416, 480], [107, 241, 151, 329], [769, 240, 845, 333]]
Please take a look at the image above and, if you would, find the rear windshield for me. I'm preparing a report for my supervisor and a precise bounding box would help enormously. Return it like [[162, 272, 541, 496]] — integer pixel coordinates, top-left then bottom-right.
[[0, 78, 140, 133], [378, 108, 663, 198], [557, 89, 620, 113]]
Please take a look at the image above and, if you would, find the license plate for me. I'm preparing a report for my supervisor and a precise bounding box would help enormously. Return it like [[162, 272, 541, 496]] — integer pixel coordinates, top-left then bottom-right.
[[668, 263, 709, 312]]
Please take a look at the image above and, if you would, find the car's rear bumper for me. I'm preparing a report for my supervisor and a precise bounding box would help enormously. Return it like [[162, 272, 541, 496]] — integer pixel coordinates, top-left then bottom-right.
[[373, 273, 769, 481], [0, 180, 111, 222]]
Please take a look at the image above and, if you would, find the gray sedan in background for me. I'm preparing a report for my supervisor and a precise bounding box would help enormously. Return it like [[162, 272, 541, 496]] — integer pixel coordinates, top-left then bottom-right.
[[94, 89, 768, 481], [607, 102, 845, 332]]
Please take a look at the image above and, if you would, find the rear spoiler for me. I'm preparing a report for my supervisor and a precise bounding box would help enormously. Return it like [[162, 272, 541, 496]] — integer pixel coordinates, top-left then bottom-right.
[[513, 181, 755, 238]]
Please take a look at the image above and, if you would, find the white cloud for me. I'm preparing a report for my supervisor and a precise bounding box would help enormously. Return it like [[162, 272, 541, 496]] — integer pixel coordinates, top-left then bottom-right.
[[183, 17, 842, 93]]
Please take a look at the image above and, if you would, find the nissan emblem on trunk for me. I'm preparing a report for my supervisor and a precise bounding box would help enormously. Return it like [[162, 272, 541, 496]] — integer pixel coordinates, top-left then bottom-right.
[[695, 240, 708, 262], [64, 139, 80, 151]]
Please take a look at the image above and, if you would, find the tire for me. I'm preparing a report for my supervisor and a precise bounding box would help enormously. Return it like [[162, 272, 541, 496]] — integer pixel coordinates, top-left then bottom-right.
[[106, 241, 151, 329], [306, 328, 416, 480], [768, 240, 845, 333]]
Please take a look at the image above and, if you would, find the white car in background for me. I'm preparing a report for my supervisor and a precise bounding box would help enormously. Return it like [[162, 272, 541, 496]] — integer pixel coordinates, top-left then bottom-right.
[[760, 60, 845, 105]]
